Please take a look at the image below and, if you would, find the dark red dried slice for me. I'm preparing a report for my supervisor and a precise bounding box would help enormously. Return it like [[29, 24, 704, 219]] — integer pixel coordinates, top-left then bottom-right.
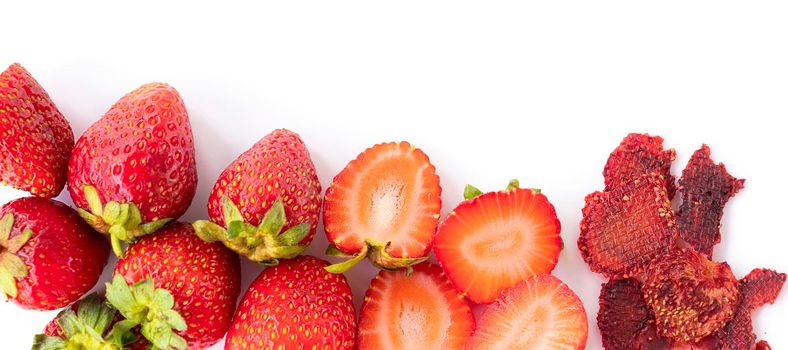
[[603, 133, 677, 197], [597, 278, 653, 350], [717, 269, 786, 350], [642, 248, 739, 343], [578, 173, 677, 279], [677, 145, 744, 257]]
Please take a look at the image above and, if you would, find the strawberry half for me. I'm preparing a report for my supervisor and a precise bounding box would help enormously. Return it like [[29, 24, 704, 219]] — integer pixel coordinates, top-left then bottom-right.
[[193, 129, 321, 265], [67, 82, 197, 257], [225, 256, 356, 350], [0, 197, 108, 310], [323, 141, 441, 272], [358, 262, 474, 350], [1, 63, 74, 198], [433, 180, 562, 304], [108, 222, 241, 349], [466, 274, 588, 350]]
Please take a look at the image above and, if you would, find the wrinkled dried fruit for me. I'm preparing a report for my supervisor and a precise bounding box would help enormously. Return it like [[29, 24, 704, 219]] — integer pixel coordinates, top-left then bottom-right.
[[642, 248, 739, 343], [578, 173, 677, 279], [603, 133, 677, 197], [677, 145, 744, 257], [597, 278, 653, 350], [717, 269, 786, 350]]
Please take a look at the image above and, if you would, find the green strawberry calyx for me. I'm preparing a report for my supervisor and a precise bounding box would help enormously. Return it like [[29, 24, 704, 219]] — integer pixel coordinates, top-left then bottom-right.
[[464, 179, 536, 201], [105, 275, 187, 350], [32, 293, 137, 350], [192, 196, 309, 266], [76, 185, 172, 258], [324, 240, 429, 275], [0, 213, 31, 299]]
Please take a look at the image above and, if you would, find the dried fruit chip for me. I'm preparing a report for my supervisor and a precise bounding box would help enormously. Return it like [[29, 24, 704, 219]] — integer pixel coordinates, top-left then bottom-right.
[[578, 173, 677, 279], [597, 278, 653, 350], [642, 248, 739, 343], [717, 269, 786, 350], [603, 133, 677, 197], [677, 145, 744, 257]]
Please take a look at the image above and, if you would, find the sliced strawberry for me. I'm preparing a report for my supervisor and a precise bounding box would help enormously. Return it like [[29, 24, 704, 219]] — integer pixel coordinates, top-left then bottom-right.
[[578, 173, 677, 279], [466, 274, 588, 350], [358, 262, 474, 350], [597, 278, 653, 350], [603, 133, 677, 197], [323, 141, 441, 272], [434, 180, 562, 304], [716, 269, 786, 349]]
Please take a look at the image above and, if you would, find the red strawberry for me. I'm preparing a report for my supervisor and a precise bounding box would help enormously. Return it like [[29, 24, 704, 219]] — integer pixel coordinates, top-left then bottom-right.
[[0, 63, 74, 198], [34, 293, 137, 349], [466, 274, 588, 350], [225, 255, 356, 350], [323, 141, 441, 272], [67, 82, 197, 256], [107, 222, 241, 349], [433, 180, 562, 304], [0, 197, 108, 310], [193, 129, 321, 265], [358, 262, 474, 350]]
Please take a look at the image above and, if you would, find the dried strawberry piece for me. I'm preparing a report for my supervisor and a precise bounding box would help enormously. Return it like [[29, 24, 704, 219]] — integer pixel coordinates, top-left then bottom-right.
[[603, 133, 677, 197], [578, 173, 677, 279], [642, 248, 739, 343], [598, 278, 653, 350], [677, 145, 744, 257], [717, 269, 786, 350]]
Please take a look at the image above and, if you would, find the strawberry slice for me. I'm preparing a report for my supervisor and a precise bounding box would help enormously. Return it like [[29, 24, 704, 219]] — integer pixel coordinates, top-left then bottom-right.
[[433, 180, 562, 304], [466, 274, 588, 350], [323, 141, 441, 272], [358, 262, 474, 350]]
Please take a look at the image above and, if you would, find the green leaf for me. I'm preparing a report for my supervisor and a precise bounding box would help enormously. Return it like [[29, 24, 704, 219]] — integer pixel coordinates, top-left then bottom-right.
[[83, 185, 104, 216], [115, 203, 131, 226], [152, 288, 175, 311], [5, 227, 32, 254], [0, 269, 18, 298], [31, 334, 67, 350], [0, 213, 13, 242], [57, 310, 82, 338], [140, 218, 172, 235], [127, 205, 143, 230], [107, 319, 139, 345], [164, 309, 187, 331], [102, 202, 121, 225], [463, 184, 483, 200], [76, 208, 104, 229], [142, 321, 172, 350], [506, 179, 520, 190], [227, 220, 255, 240], [105, 275, 138, 321], [221, 196, 244, 224], [259, 199, 286, 235], [1, 253, 28, 277], [278, 223, 310, 245], [325, 245, 369, 274], [325, 244, 351, 257], [110, 234, 124, 258], [192, 220, 228, 242], [269, 245, 307, 260]]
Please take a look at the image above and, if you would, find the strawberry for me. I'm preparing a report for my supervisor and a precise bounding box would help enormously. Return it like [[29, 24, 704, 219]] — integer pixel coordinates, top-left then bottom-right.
[[34, 293, 137, 350], [67, 82, 197, 256], [323, 141, 441, 273], [358, 262, 474, 350], [225, 255, 356, 350], [433, 180, 562, 304], [193, 129, 321, 265], [466, 274, 588, 350], [1, 63, 74, 198], [107, 222, 241, 349], [0, 197, 108, 310]]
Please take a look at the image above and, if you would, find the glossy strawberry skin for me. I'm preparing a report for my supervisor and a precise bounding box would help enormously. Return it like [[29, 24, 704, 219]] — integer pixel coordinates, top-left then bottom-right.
[[67, 83, 197, 223], [206, 129, 321, 243], [1, 197, 108, 310], [114, 223, 241, 349], [0, 63, 73, 198], [225, 256, 356, 350]]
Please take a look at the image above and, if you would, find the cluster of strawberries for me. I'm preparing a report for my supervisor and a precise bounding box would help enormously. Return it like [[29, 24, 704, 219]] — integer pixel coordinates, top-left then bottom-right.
[[577, 133, 786, 349], [2, 63, 592, 349]]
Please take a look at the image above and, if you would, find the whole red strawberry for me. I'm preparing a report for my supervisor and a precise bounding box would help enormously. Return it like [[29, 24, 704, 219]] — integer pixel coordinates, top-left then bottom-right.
[[0, 197, 108, 310], [67, 82, 197, 256], [193, 129, 321, 265], [225, 256, 356, 350], [0, 63, 74, 198], [107, 222, 241, 350]]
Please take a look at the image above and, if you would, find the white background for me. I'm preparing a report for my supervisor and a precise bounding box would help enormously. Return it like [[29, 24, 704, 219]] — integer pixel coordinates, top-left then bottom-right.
[[2, 1, 787, 349]]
